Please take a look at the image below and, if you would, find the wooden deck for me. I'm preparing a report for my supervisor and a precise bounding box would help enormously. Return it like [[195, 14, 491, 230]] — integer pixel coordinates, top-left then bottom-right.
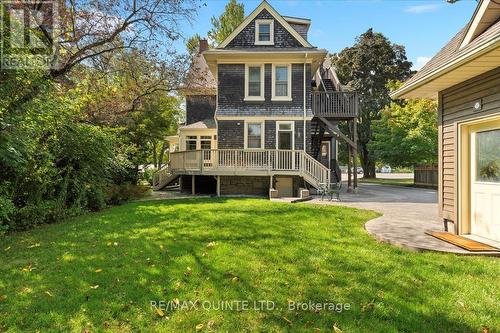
[[311, 91, 358, 119], [165, 149, 330, 189]]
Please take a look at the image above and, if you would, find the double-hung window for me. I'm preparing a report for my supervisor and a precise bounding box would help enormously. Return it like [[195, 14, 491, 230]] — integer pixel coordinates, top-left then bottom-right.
[[245, 64, 264, 101], [255, 19, 274, 45], [272, 64, 292, 101], [186, 136, 197, 151], [245, 121, 264, 149]]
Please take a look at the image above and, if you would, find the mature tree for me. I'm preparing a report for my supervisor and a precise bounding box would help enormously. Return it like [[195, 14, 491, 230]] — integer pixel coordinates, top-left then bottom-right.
[[333, 29, 412, 178], [186, 33, 202, 58], [371, 97, 438, 168], [208, 0, 244, 45], [2, 0, 197, 113]]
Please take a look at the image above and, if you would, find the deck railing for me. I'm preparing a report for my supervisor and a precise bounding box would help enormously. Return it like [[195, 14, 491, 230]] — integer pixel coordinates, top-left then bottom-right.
[[169, 149, 330, 188], [311, 91, 358, 118]]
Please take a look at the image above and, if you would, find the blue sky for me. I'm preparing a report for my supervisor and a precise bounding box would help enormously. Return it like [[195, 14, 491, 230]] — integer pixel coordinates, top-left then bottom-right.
[[176, 0, 478, 70]]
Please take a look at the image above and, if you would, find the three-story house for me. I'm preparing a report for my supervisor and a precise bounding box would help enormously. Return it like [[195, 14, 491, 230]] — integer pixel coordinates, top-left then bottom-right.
[[155, 0, 359, 197]]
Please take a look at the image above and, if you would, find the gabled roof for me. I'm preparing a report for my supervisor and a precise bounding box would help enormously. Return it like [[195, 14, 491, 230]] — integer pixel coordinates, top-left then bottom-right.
[[391, 0, 500, 99], [217, 0, 313, 49], [460, 0, 500, 48], [179, 119, 216, 130]]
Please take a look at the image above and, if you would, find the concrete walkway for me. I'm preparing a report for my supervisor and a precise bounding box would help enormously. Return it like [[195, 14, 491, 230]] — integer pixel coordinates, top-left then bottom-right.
[[301, 183, 499, 256]]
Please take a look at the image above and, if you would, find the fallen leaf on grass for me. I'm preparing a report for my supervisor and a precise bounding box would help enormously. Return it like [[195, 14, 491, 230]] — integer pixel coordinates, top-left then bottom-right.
[[206, 241, 216, 249], [95, 269, 103, 273], [4, 246, 11, 251], [481, 326, 490, 333], [231, 276, 239, 283], [27, 243, 40, 248], [333, 323, 343, 333], [283, 317, 292, 325], [45, 291, 54, 297], [90, 285, 99, 289], [21, 263, 34, 272], [185, 267, 192, 276], [174, 281, 182, 290], [156, 308, 165, 317], [0, 295, 7, 301], [195, 323, 204, 331]]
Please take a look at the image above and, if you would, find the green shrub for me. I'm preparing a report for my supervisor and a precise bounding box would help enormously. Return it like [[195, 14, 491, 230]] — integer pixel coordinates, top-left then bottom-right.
[[106, 183, 151, 205], [140, 168, 155, 185], [0, 195, 15, 235]]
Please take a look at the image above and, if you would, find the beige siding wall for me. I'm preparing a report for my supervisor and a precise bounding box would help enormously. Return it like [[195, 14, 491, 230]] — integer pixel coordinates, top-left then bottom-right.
[[439, 66, 500, 223]]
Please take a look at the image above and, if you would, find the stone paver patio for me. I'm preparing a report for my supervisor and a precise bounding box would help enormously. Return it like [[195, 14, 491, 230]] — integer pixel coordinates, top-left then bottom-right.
[[299, 183, 499, 256]]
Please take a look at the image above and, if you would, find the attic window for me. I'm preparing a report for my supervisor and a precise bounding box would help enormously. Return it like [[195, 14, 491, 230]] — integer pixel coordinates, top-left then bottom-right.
[[255, 19, 274, 45]]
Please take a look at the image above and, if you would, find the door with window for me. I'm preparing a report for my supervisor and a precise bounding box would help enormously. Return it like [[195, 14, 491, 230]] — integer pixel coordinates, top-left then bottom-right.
[[276, 122, 294, 170], [200, 136, 212, 167], [319, 141, 330, 168], [277, 122, 294, 150], [469, 120, 500, 243]]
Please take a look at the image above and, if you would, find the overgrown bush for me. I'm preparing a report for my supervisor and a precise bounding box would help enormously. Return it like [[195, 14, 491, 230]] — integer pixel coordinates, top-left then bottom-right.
[[106, 184, 151, 205]]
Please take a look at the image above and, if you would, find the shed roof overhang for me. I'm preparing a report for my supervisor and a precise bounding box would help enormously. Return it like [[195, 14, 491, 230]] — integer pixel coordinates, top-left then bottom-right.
[[391, 39, 500, 99], [203, 49, 328, 77]]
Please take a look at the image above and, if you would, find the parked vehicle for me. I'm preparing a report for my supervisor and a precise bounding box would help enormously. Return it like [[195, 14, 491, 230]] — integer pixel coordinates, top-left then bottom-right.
[[380, 166, 392, 173]]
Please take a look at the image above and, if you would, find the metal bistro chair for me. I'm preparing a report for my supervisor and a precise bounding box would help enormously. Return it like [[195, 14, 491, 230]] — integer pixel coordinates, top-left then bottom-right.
[[318, 182, 342, 201]]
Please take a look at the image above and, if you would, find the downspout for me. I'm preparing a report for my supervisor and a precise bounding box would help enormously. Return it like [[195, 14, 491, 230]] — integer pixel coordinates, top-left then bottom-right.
[[303, 54, 307, 152]]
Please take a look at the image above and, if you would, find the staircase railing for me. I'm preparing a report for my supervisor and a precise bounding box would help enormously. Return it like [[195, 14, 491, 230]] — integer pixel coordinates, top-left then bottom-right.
[[152, 163, 172, 190], [312, 91, 358, 118]]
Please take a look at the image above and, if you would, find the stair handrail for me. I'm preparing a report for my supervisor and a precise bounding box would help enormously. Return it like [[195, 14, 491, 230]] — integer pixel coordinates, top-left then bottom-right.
[[152, 163, 171, 188], [300, 151, 330, 187]]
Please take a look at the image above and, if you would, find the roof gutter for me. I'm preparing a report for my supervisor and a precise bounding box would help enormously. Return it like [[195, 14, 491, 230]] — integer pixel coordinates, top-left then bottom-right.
[[391, 36, 500, 99]]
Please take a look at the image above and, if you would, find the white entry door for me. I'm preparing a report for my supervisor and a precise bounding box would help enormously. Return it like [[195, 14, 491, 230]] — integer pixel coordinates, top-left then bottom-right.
[[470, 123, 500, 242]]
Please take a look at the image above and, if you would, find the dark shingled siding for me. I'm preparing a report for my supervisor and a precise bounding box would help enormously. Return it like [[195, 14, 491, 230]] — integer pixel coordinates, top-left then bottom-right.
[[217, 120, 244, 149], [289, 23, 308, 40], [226, 9, 303, 48], [217, 63, 312, 117], [186, 95, 216, 125], [217, 120, 311, 150]]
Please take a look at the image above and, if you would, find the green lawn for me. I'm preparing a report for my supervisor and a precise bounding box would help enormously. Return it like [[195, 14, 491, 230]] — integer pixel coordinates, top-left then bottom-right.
[[0, 199, 498, 333], [360, 177, 414, 187]]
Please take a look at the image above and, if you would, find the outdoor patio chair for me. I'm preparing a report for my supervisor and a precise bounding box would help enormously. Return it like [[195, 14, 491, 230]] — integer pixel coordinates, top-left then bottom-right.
[[318, 182, 342, 201]]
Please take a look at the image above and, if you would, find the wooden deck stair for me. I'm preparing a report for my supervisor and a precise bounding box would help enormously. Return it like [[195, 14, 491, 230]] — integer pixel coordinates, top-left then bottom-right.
[[152, 165, 179, 190]]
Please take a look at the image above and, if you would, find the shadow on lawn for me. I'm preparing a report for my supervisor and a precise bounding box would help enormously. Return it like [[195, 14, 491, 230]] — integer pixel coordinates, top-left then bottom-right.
[[0, 197, 492, 332]]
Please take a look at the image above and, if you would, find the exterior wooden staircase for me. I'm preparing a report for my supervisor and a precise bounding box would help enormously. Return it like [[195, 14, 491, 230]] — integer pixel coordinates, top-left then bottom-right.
[[152, 164, 179, 190]]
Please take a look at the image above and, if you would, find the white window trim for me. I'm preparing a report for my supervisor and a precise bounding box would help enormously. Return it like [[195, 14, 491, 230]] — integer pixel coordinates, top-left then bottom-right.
[[244, 64, 265, 101], [255, 19, 274, 45], [272, 64, 292, 101], [276, 121, 295, 150], [244, 120, 265, 149]]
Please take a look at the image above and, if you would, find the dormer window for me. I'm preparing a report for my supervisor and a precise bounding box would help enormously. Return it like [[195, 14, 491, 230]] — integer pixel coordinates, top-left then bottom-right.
[[255, 19, 274, 45]]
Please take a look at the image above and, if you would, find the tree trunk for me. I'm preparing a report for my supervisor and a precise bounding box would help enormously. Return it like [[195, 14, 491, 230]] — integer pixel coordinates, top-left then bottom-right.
[[152, 141, 158, 169], [359, 141, 376, 178], [158, 141, 167, 169]]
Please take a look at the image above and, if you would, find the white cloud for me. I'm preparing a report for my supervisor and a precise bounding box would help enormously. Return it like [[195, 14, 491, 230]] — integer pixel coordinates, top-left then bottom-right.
[[413, 56, 431, 70], [404, 4, 441, 14]]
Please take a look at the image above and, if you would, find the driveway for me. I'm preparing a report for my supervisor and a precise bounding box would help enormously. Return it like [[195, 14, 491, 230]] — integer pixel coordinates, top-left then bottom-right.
[[308, 183, 492, 255]]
